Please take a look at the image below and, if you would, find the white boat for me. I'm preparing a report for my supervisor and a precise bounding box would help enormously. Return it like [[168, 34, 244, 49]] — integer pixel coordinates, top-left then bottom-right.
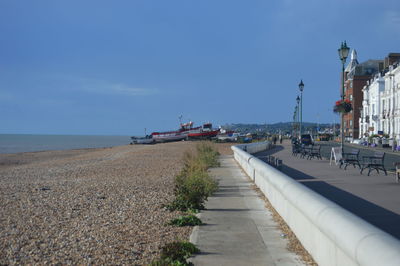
[[147, 120, 219, 143], [131, 136, 155, 144], [217, 132, 240, 142], [151, 131, 187, 143]]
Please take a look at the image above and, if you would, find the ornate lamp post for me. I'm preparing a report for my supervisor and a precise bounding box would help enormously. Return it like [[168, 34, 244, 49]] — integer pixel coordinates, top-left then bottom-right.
[[338, 41, 350, 156], [293, 107, 297, 138], [359, 107, 364, 138], [296, 96, 300, 138], [388, 73, 395, 140], [298, 80, 304, 138]]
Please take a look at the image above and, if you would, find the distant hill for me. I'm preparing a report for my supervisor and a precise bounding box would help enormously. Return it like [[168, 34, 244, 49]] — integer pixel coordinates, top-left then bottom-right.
[[222, 122, 337, 135]]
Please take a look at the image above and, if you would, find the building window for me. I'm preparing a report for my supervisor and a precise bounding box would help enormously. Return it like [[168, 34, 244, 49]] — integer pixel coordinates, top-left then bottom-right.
[[350, 95, 353, 101], [350, 120, 353, 127], [350, 81, 353, 88]]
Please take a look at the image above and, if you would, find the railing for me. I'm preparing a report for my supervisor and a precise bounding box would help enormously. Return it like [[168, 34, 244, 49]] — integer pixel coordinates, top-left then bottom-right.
[[232, 142, 400, 266]]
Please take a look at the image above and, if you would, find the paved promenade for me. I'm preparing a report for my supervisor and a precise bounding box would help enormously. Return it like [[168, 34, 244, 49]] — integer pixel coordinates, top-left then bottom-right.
[[190, 155, 303, 266], [316, 141, 400, 171], [255, 141, 400, 239]]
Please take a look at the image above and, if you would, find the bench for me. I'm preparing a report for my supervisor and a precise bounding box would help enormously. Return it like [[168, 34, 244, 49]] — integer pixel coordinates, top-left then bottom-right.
[[307, 145, 322, 160], [340, 149, 360, 170], [360, 151, 387, 176], [394, 162, 400, 183], [261, 155, 283, 170], [300, 145, 312, 159], [292, 143, 301, 156]]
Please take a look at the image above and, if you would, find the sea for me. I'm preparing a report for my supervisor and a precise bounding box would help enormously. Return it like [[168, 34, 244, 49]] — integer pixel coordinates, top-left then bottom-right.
[[0, 134, 131, 154]]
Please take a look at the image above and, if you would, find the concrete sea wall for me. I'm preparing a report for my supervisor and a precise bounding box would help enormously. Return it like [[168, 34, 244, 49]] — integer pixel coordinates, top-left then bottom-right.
[[232, 142, 400, 266]]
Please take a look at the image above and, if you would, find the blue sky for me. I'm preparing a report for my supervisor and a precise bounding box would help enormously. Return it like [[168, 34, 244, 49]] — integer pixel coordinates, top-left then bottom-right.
[[1, 0, 400, 135]]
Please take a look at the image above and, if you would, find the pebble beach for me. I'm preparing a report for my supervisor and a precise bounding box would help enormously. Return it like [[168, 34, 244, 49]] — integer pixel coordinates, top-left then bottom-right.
[[0, 141, 232, 265]]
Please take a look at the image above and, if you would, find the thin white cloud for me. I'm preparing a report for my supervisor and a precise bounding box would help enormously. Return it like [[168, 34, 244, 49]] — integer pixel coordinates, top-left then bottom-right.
[[386, 10, 400, 26], [36, 98, 73, 107], [76, 77, 159, 97], [0, 90, 72, 107], [109, 84, 159, 96], [0, 76, 159, 108]]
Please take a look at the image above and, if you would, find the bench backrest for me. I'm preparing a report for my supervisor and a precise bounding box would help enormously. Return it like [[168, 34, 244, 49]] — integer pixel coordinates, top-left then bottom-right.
[[312, 145, 321, 151], [373, 151, 385, 159]]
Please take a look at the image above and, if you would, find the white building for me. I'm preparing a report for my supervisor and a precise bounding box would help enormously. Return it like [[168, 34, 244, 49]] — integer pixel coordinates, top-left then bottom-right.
[[383, 63, 400, 141], [344, 49, 382, 140], [360, 55, 400, 144], [360, 74, 384, 137]]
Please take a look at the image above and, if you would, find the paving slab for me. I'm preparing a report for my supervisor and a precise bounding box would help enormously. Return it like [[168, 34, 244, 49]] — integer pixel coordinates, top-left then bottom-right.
[[190, 155, 303, 266], [254, 141, 400, 239]]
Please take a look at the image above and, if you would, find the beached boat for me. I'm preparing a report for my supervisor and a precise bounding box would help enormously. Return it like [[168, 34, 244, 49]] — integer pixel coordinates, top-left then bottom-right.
[[179, 122, 220, 140], [216, 131, 240, 142], [148, 121, 220, 143], [131, 136, 155, 144], [151, 131, 188, 143]]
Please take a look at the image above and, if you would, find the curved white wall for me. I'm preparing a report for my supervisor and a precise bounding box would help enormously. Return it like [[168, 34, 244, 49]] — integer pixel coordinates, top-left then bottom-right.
[[232, 143, 400, 266]]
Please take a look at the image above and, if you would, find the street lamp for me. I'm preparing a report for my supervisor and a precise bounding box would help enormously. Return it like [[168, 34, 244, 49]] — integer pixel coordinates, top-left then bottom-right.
[[296, 95, 300, 138], [359, 107, 364, 138], [298, 80, 304, 138], [293, 107, 297, 138], [388, 73, 395, 140], [338, 41, 350, 157]]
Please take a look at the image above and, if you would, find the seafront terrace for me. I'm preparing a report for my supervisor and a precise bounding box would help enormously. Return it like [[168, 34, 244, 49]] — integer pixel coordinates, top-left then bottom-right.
[[254, 141, 400, 239]]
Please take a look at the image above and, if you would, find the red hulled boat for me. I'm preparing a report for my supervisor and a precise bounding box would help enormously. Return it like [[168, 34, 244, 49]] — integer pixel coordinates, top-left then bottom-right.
[[151, 121, 220, 143], [179, 122, 220, 139]]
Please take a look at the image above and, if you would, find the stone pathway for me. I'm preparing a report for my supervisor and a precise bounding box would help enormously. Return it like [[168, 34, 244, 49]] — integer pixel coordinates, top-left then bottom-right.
[[190, 155, 303, 266]]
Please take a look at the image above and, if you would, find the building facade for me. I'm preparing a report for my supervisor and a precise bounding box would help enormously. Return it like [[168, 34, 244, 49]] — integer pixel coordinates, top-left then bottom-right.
[[343, 50, 383, 140], [360, 74, 385, 136], [359, 53, 400, 143]]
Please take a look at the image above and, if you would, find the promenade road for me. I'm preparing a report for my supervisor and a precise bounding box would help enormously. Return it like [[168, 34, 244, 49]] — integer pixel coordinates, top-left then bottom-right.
[[254, 141, 400, 240]]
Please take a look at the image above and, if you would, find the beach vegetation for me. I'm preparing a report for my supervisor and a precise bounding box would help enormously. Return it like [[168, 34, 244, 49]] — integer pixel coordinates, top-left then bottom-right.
[[168, 215, 203, 226], [151, 241, 199, 266], [166, 142, 219, 212]]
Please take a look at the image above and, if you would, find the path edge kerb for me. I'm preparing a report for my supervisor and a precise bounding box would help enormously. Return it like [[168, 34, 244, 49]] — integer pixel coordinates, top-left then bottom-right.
[[232, 142, 400, 266]]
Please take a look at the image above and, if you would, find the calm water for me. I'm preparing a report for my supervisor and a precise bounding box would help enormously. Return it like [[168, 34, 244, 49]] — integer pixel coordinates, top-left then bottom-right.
[[0, 134, 131, 154]]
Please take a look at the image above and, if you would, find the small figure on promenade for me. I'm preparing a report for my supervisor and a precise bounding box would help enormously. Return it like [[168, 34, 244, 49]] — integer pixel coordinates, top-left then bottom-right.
[[279, 134, 283, 144], [273, 135, 277, 145]]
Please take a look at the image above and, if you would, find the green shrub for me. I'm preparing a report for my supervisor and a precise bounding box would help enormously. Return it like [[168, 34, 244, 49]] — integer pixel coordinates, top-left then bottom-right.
[[155, 143, 217, 265], [168, 215, 203, 226], [151, 241, 200, 265], [196, 142, 220, 168], [167, 142, 219, 212], [173, 169, 217, 210]]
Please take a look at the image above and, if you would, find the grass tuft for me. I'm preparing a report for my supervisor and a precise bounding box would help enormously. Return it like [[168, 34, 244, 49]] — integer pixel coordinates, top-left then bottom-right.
[[155, 142, 217, 265], [166, 142, 219, 212], [168, 215, 203, 226], [151, 241, 200, 265]]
